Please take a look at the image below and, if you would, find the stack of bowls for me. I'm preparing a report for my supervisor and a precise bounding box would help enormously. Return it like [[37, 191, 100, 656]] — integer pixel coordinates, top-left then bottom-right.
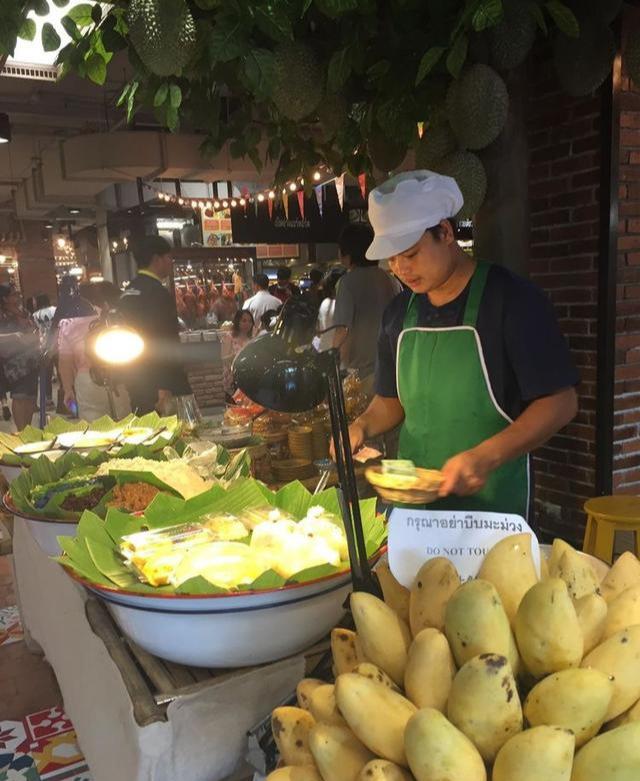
[[288, 426, 313, 461]]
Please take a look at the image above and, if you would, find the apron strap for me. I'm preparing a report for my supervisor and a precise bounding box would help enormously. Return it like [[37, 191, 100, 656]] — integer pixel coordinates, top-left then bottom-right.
[[403, 293, 419, 328], [462, 262, 490, 327]]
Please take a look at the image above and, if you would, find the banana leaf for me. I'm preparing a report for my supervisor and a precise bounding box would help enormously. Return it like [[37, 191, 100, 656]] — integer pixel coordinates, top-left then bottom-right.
[[53, 479, 387, 596]]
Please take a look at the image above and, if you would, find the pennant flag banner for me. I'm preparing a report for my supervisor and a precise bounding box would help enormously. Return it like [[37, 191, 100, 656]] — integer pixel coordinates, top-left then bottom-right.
[[314, 185, 323, 217], [283, 192, 290, 220], [335, 174, 345, 211], [358, 173, 367, 201], [297, 190, 305, 219], [268, 197, 274, 220]]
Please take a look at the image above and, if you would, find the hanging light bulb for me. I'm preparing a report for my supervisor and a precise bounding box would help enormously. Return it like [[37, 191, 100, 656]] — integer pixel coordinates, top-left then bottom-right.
[[289, 182, 297, 192], [178, 198, 185, 206], [257, 193, 265, 202], [313, 171, 321, 182], [214, 201, 221, 209], [231, 199, 237, 207], [268, 191, 275, 199], [222, 200, 229, 208], [205, 201, 212, 209], [300, 178, 305, 186], [239, 198, 246, 206], [191, 200, 198, 209]]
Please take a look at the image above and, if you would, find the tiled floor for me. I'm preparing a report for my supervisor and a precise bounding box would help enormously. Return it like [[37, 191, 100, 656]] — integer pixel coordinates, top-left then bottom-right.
[[0, 556, 63, 721]]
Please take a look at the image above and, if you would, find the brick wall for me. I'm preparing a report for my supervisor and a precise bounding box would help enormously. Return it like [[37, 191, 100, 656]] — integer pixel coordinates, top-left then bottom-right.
[[527, 65, 601, 544], [614, 7, 640, 494]]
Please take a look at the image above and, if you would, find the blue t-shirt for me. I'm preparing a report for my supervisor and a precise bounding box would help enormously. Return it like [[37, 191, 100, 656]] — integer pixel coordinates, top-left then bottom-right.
[[374, 264, 579, 419]]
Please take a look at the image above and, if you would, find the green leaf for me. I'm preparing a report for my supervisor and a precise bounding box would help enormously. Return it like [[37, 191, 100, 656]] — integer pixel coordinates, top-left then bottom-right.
[[91, 2, 102, 24], [154, 83, 169, 107], [527, 1, 548, 34], [60, 15, 81, 42], [545, 0, 579, 37], [116, 83, 130, 107], [446, 33, 468, 78], [18, 19, 37, 42], [52, 0, 70, 6], [169, 84, 182, 109], [104, 508, 144, 544], [41, 22, 61, 52], [209, 14, 246, 62], [30, 0, 49, 16], [328, 46, 352, 92], [85, 52, 106, 84], [238, 569, 286, 590], [288, 563, 341, 583], [472, 0, 504, 31], [253, 5, 293, 41], [126, 80, 139, 123], [67, 3, 94, 28], [243, 48, 275, 100], [367, 59, 390, 80], [175, 576, 228, 595], [416, 46, 446, 85]]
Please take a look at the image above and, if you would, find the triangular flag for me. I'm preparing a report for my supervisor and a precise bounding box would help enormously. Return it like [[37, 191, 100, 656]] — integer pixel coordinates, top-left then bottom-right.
[[335, 173, 345, 211], [283, 192, 290, 220], [314, 185, 323, 217], [417, 121, 425, 139], [358, 173, 367, 201], [297, 190, 305, 219], [268, 198, 274, 220]]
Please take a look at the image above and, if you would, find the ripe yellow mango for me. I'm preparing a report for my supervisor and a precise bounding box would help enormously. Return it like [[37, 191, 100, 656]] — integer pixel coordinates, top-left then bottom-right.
[[351, 592, 411, 686], [571, 722, 640, 781], [523, 668, 613, 747], [272, 707, 316, 766], [331, 628, 366, 675], [353, 662, 399, 692], [297, 678, 325, 711], [477, 533, 538, 625], [515, 578, 583, 678], [493, 726, 574, 781], [409, 557, 460, 635], [334, 673, 416, 767], [266, 768, 322, 781], [447, 653, 522, 762], [556, 548, 600, 600], [404, 628, 456, 711], [404, 708, 486, 781], [376, 562, 410, 623], [548, 538, 575, 577], [309, 724, 374, 781], [581, 625, 640, 721], [308, 684, 347, 727], [600, 552, 640, 603], [603, 583, 640, 639], [444, 579, 520, 672], [356, 760, 413, 781], [574, 592, 608, 654]]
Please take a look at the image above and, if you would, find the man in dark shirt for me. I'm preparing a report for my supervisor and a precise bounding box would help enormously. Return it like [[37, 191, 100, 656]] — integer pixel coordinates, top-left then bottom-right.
[[118, 236, 191, 414], [269, 267, 299, 304], [345, 170, 579, 518]]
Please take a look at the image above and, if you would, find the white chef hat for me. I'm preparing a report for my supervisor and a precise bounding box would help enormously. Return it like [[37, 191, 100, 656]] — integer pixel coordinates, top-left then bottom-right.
[[365, 170, 464, 260]]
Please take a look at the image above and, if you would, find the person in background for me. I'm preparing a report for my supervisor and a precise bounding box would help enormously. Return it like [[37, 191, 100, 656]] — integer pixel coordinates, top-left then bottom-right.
[[118, 235, 192, 414], [315, 267, 346, 352], [304, 267, 324, 310], [32, 294, 57, 408], [257, 308, 279, 337], [233, 269, 245, 307], [212, 285, 238, 324], [222, 309, 255, 397], [58, 281, 131, 421], [0, 284, 39, 429], [243, 273, 282, 334], [332, 223, 401, 397], [270, 267, 299, 304]]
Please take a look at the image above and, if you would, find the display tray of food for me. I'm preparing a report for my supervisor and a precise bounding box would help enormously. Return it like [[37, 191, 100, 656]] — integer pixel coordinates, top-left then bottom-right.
[[52, 478, 387, 667], [0, 412, 182, 471], [255, 534, 640, 781]]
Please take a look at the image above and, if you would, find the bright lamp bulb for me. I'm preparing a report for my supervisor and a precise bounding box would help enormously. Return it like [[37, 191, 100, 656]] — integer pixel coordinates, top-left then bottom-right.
[[94, 326, 144, 365]]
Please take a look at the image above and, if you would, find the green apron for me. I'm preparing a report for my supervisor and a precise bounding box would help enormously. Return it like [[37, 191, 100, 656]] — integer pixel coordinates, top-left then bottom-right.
[[397, 262, 530, 518]]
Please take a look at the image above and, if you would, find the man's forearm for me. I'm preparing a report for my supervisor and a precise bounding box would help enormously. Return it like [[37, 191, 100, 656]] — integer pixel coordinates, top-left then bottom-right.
[[332, 326, 349, 365], [356, 395, 405, 439], [474, 387, 578, 470]]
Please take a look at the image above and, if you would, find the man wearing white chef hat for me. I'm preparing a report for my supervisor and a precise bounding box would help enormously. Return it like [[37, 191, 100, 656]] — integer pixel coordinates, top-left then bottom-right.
[[346, 170, 579, 518]]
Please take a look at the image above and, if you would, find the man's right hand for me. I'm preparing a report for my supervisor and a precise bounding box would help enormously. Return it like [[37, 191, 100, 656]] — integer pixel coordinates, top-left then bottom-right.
[[330, 420, 366, 461], [63, 390, 76, 409]]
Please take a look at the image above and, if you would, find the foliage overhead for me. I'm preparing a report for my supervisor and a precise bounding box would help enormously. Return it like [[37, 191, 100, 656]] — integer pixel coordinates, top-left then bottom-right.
[[0, 0, 622, 194]]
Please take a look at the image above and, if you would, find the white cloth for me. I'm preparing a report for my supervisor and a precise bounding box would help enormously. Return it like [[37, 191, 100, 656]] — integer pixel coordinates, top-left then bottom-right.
[[316, 298, 336, 352], [366, 169, 464, 259], [75, 368, 131, 421], [243, 290, 282, 331]]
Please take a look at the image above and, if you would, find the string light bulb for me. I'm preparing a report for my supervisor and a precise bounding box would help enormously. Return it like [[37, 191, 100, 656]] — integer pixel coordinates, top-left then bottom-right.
[[257, 193, 265, 202], [214, 201, 220, 209], [191, 200, 198, 209], [178, 198, 184, 205], [313, 171, 321, 181], [231, 199, 237, 207], [205, 201, 212, 209], [239, 198, 246, 206], [268, 191, 275, 199], [289, 182, 297, 192], [222, 200, 229, 208]]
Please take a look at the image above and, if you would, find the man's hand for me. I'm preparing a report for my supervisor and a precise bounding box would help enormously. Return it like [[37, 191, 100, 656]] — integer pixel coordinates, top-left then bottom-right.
[[439, 448, 494, 497], [63, 390, 76, 410], [330, 420, 366, 461]]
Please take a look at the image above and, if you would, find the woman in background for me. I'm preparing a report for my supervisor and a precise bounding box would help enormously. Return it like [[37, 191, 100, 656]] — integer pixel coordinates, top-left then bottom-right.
[[222, 309, 254, 397], [58, 281, 131, 421], [315, 267, 346, 352]]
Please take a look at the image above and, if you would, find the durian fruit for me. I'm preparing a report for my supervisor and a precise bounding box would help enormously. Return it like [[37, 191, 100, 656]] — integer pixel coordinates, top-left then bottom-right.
[[369, 127, 407, 173], [415, 117, 457, 169], [272, 42, 324, 122], [553, 15, 616, 97], [432, 151, 487, 219], [446, 64, 509, 150], [490, 0, 537, 71], [128, 0, 196, 77]]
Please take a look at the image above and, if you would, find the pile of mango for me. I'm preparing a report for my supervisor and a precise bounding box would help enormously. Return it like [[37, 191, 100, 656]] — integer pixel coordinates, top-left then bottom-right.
[[266, 534, 640, 781]]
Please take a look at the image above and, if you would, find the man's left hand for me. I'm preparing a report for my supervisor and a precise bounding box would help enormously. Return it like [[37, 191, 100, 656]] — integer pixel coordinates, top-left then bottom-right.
[[438, 448, 494, 497]]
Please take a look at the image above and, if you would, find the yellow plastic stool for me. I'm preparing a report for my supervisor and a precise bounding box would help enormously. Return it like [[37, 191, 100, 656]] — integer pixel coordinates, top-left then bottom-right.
[[583, 496, 640, 564]]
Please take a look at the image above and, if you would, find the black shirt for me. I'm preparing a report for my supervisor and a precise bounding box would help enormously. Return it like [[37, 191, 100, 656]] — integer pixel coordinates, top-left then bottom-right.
[[375, 264, 579, 419], [118, 273, 191, 407]]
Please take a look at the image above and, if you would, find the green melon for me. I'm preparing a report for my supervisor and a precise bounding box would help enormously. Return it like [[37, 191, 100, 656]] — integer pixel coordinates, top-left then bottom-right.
[[272, 42, 324, 122], [128, 0, 196, 77], [446, 64, 509, 150], [432, 151, 487, 219]]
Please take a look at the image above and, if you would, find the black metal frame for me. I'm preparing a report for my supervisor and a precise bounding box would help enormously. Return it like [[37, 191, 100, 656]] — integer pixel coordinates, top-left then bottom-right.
[[595, 43, 622, 496]]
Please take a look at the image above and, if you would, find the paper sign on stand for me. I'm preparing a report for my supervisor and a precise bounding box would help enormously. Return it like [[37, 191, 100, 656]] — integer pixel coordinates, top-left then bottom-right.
[[387, 508, 541, 588]]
